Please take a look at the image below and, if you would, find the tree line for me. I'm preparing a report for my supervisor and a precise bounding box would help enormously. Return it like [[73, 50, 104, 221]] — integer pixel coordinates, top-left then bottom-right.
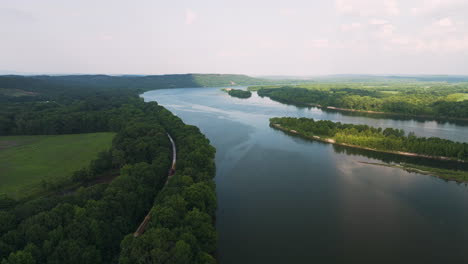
[[257, 85, 468, 119], [270, 117, 468, 161], [0, 79, 217, 263], [119, 107, 217, 264]]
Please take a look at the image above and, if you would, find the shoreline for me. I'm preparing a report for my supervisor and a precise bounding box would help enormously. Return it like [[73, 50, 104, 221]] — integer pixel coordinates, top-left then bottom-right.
[[271, 123, 466, 163], [358, 161, 468, 183], [253, 87, 468, 122], [259, 95, 468, 122], [323, 106, 468, 122]]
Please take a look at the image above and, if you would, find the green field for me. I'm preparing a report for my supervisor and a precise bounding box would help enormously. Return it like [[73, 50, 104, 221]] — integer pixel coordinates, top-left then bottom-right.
[[0, 132, 115, 197], [0, 88, 38, 97], [446, 93, 468, 102]]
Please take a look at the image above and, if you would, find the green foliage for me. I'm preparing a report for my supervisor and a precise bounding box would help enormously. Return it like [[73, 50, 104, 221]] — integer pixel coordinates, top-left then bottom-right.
[[257, 83, 468, 119], [191, 74, 266, 87], [0, 95, 217, 263], [0, 133, 115, 197], [0, 74, 269, 104], [1, 250, 35, 264], [271, 117, 468, 161], [0, 101, 171, 262], [227, 89, 252, 99], [119, 109, 217, 264]]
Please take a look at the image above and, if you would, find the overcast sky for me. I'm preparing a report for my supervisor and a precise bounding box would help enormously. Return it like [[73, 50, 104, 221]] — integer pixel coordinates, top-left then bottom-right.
[[2, 0, 468, 75]]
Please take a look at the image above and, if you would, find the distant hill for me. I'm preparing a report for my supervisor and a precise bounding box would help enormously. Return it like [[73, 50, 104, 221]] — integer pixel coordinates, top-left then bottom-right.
[[33, 73, 268, 89], [313, 74, 468, 83], [0, 74, 271, 101], [3, 73, 468, 102], [384, 75, 468, 82]]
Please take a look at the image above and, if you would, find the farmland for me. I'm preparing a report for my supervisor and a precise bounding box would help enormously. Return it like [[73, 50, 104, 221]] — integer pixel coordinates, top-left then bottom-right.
[[0, 132, 115, 197]]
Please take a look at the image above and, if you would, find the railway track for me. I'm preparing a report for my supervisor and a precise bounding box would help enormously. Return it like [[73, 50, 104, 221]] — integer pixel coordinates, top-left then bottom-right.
[[133, 133, 176, 237]]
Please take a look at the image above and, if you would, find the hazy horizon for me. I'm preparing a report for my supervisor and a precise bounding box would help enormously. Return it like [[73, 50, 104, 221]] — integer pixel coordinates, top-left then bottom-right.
[[3, 70, 468, 78], [2, 0, 468, 76]]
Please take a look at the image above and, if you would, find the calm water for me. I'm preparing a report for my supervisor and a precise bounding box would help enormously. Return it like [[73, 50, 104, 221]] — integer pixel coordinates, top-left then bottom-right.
[[142, 87, 468, 264]]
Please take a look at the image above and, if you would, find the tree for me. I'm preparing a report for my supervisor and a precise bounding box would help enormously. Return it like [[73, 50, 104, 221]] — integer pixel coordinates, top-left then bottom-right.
[[2, 251, 35, 264], [168, 241, 192, 264], [184, 209, 217, 253]]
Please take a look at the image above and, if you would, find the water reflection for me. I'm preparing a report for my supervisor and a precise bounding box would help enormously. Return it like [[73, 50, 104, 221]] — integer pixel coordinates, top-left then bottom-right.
[[332, 145, 468, 171], [142, 87, 468, 264], [277, 127, 468, 181]]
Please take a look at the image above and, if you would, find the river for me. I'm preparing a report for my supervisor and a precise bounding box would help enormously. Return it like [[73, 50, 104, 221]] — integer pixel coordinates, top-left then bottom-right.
[[142, 87, 468, 263]]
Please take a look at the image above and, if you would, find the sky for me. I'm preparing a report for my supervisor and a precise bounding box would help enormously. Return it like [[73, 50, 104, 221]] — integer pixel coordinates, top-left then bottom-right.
[[1, 0, 468, 76]]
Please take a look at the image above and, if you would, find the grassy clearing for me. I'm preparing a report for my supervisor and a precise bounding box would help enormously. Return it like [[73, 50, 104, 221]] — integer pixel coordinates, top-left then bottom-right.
[[380, 90, 400, 95], [0, 132, 115, 197], [446, 93, 468, 102], [0, 88, 38, 97]]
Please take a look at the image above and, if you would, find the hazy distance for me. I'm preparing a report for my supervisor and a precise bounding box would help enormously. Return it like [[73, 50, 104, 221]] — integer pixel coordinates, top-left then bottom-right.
[[2, 0, 468, 76]]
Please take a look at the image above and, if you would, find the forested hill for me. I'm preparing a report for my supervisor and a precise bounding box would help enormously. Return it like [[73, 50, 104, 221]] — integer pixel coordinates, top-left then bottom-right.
[[1, 99, 217, 263], [35, 74, 268, 88], [0, 74, 267, 101], [0, 73, 222, 263]]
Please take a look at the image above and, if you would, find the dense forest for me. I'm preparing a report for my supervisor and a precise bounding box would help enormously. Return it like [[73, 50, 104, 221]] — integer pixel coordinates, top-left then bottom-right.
[[270, 117, 468, 162], [256, 83, 468, 119], [0, 73, 273, 134], [6, 74, 468, 262], [0, 74, 269, 103], [227, 89, 252, 99], [0, 75, 217, 263]]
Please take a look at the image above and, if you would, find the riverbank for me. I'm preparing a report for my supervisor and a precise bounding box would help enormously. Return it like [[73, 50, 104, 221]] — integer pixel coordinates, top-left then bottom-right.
[[270, 123, 466, 163], [143, 87, 468, 263], [254, 87, 468, 122], [323, 106, 468, 122], [272, 123, 468, 182], [359, 161, 468, 183], [295, 102, 468, 122]]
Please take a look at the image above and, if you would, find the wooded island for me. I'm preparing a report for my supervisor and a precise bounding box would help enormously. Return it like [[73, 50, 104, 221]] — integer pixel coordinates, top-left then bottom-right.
[[270, 117, 468, 162]]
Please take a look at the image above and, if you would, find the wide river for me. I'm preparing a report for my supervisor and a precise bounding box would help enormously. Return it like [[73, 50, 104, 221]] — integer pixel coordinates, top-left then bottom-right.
[[142, 87, 468, 263]]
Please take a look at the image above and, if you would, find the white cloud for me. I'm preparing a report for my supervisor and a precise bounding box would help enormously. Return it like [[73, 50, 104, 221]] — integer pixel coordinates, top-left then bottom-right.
[[99, 34, 113, 41], [376, 24, 396, 38], [259, 41, 275, 49], [369, 19, 388, 25], [370, 20, 468, 54], [435, 17, 453, 27], [310, 39, 329, 48], [421, 17, 460, 37], [335, 0, 400, 16], [384, 0, 400, 16], [390, 36, 410, 45], [333, 0, 468, 56], [410, 0, 467, 16], [185, 9, 197, 25], [410, 37, 468, 53], [0, 8, 37, 24], [335, 0, 354, 14], [341, 22, 362, 32], [279, 8, 298, 16], [216, 49, 252, 58]]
